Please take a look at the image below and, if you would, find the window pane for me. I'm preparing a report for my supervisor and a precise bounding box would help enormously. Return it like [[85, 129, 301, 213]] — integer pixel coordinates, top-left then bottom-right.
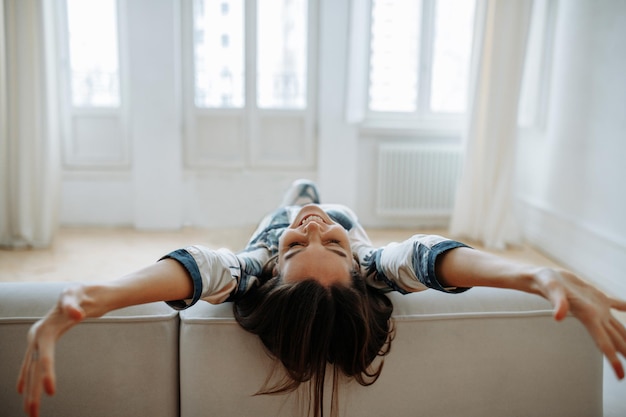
[[430, 0, 475, 113], [194, 0, 245, 108], [257, 0, 308, 109], [368, 0, 421, 112], [66, 0, 120, 107]]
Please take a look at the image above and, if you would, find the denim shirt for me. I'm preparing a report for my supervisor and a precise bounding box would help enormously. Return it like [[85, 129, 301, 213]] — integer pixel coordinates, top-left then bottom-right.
[[162, 204, 469, 310]]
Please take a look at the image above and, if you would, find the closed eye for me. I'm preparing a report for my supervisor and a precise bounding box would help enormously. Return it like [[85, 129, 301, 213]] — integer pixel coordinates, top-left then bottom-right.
[[289, 239, 341, 248]]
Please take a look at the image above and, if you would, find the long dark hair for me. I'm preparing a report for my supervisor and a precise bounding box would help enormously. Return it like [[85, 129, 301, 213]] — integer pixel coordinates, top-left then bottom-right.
[[233, 260, 395, 417]]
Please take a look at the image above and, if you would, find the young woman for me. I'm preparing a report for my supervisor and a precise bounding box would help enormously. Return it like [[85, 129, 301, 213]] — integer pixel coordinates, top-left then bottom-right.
[[18, 180, 626, 417]]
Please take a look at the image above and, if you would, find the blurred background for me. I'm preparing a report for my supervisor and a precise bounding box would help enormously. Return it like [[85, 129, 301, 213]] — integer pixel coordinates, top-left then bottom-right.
[[1, 0, 625, 299]]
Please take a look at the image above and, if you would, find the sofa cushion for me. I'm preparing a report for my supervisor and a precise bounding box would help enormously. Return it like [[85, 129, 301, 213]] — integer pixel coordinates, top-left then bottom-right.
[[0, 282, 180, 417], [179, 287, 602, 417]]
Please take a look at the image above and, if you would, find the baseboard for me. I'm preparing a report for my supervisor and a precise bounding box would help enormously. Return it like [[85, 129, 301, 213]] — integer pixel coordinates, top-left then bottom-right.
[[518, 197, 626, 299]]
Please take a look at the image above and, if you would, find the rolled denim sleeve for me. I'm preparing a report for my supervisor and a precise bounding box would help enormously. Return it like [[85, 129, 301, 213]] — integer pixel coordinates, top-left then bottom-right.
[[161, 246, 240, 309], [362, 235, 470, 294], [161, 249, 204, 309]]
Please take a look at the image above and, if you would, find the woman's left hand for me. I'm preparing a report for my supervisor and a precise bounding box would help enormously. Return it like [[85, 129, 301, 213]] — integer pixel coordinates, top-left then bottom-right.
[[531, 268, 626, 380]]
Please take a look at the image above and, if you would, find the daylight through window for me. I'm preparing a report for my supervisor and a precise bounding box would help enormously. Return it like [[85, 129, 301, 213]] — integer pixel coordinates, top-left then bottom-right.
[[66, 0, 121, 107], [192, 0, 308, 110], [257, 0, 308, 109], [193, 0, 245, 108], [368, 0, 476, 116]]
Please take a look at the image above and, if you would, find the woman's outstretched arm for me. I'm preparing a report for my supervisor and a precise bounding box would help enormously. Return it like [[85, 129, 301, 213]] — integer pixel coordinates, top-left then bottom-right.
[[436, 247, 626, 380], [16, 259, 192, 417]]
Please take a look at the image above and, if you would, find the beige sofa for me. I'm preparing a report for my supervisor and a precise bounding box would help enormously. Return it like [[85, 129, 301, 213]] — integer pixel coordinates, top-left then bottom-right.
[[0, 282, 602, 417]]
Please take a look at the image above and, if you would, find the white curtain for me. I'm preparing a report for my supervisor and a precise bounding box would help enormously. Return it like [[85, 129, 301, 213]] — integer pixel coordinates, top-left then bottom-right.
[[449, 0, 533, 250], [0, 0, 61, 248]]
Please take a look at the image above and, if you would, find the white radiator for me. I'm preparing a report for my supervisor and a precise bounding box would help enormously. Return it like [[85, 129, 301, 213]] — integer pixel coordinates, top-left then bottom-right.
[[376, 143, 463, 216]]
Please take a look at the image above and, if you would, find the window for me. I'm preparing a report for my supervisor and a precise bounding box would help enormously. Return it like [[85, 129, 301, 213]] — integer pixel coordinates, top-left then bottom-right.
[[184, 0, 316, 169], [257, 0, 308, 109], [429, 0, 475, 113], [368, 0, 420, 112], [193, 0, 245, 108], [66, 0, 121, 107], [363, 0, 476, 128], [192, 0, 308, 110], [58, 0, 129, 168]]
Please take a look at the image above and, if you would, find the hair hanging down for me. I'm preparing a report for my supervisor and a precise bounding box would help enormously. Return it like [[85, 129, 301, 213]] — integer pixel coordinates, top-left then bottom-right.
[[233, 260, 395, 417]]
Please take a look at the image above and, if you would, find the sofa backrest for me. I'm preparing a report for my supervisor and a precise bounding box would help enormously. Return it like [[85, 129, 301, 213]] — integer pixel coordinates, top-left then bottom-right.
[[0, 282, 603, 417], [0, 282, 179, 417], [178, 288, 603, 417]]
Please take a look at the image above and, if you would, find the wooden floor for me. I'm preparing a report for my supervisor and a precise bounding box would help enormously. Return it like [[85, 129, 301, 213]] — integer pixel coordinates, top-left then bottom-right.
[[1, 226, 625, 415], [0, 226, 567, 283]]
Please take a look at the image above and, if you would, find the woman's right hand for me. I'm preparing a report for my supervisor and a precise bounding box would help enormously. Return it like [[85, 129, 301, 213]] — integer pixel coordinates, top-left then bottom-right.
[[16, 259, 194, 417], [16, 285, 88, 417]]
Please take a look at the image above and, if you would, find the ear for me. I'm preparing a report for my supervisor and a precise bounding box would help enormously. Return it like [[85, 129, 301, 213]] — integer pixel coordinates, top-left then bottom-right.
[[272, 259, 280, 277]]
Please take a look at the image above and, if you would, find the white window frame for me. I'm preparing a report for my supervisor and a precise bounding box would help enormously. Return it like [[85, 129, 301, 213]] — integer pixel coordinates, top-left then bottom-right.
[[56, 0, 131, 170], [181, 0, 318, 170], [347, 0, 479, 136]]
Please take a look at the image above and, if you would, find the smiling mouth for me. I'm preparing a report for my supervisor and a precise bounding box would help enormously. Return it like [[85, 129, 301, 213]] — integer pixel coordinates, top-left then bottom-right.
[[300, 214, 325, 226]]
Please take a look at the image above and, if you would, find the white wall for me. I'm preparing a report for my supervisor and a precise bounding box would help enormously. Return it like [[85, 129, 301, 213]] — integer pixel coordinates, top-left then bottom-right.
[[316, 0, 358, 210], [516, 0, 626, 297]]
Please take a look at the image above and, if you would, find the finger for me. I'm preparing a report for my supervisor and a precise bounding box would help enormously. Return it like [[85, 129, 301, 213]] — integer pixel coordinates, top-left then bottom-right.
[[18, 325, 40, 395], [609, 319, 626, 358], [613, 362, 625, 381], [609, 356, 625, 381], [67, 305, 86, 321], [547, 285, 569, 321], [589, 323, 624, 380], [17, 346, 33, 394], [60, 292, 86, 321], [553, 297, 569, 321], [39, 340, 57, 395], [611, 317, 626, 345], [535, 274, 570, 321], [609, 297, 626, 312], [25, 349, 43, 417]]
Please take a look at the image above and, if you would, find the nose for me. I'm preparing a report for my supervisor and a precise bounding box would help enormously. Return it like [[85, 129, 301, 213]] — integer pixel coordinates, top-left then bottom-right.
[[303, 220, 324, 240]]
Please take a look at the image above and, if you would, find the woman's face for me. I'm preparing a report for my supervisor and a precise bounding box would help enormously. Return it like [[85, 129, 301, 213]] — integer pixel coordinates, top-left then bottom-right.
[[277, 205, 354, 286]]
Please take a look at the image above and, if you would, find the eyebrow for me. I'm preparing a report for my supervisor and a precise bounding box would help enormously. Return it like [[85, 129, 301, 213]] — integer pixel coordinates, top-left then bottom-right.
[[284, 247, 347, 261]]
